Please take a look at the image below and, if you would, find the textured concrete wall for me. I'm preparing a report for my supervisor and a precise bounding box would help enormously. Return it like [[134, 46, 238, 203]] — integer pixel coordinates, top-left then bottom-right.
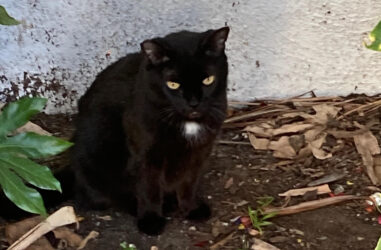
[[1, 0, 381, 113]]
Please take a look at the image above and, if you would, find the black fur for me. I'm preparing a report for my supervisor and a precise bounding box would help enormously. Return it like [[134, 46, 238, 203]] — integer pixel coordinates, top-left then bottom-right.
[[71, 27, 229, 235]]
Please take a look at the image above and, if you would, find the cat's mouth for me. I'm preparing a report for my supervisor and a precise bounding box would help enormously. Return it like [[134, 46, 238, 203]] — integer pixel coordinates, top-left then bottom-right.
[[187, 111, 202, 120]]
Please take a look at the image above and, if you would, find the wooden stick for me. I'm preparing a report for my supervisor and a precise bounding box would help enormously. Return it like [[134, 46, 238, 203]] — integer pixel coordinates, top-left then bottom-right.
[[210, 231, 236, 250], [264, 195, 365, 216], [218, 140, 252, 146], [338, 99, 381, 120], [224, 109, 289, 123]]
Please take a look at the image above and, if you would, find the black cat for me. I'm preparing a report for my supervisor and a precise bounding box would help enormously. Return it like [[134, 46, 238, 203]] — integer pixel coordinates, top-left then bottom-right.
[[71, 27, 230, 235]]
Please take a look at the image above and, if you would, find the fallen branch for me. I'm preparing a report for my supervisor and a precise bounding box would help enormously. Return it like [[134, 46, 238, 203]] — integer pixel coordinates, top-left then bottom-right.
[[264, 195, 365, 216]]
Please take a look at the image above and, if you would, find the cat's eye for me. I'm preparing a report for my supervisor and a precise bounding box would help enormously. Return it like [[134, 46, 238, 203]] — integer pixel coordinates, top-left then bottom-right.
[[166, 81, 180, 90], [202, 75, 215, 85]]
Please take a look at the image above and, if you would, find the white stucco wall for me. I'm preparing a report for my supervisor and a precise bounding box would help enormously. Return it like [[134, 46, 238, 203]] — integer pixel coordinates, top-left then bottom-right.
[[1, 0, 381, 113]]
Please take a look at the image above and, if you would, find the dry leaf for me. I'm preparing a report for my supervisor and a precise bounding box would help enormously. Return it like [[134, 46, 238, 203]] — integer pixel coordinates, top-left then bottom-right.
[[269, 136, 296, 159], [8, 206, 78, 250], [5, 217, 53, 250], [53, 227, 83, 248], [279, 184, 332, 197], [77, 231, 99, 250], [354, 131, 381, 185], [15, 122, 52, 136], [272, 123, 314, 136], [244, 125, 273, 138], [251, 238, 280, 250], [248, 133, 270, 150], [312, 104, 341, 124], [0, 104, 51, 136], [304, 126, 325, 142]]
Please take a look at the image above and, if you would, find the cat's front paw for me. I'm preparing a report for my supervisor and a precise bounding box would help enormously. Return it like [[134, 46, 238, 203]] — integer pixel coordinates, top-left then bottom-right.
[[137, 212, 166, 236], [186, 201, 211, 221]]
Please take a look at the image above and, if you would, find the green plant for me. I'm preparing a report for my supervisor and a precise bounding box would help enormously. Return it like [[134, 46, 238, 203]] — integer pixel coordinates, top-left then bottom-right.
[[0, 5, 20, 25], [365, 20, 381, 51], [0, 97, 73, 216], [120, 241, 137, 250], [248, 196, 277, 235], [376, 236, 381, 250]]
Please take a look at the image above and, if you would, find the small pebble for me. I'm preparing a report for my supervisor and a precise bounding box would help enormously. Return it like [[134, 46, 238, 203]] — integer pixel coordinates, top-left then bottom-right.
[[317, 236, 328, 241], [207, 195, 212, 200], [333, 185, 345, 195], [189, 226, 197, 231], [289, 228, 305, 236], [269, 236, 288, 243], [357, 237, 364, 241]]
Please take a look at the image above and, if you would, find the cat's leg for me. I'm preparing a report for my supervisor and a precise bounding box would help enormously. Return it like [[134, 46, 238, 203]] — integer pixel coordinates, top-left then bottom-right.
[[73, 168, 112, 210], [177, 180, 211, 221], [136, 167, 166, 235]]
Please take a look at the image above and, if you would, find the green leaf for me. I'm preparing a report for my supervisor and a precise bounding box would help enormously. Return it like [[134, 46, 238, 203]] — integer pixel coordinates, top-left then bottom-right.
[[376, 236, 381, 250], [0, 154, 61, 192], [0, 132, 73, 159], [262, 212, 277, 221], [0, 164, 46, 215], [258, 221, 273, 226], [0, 97, 47, 139], [366, 21, 381, 51], [0, 5, 20, 25]]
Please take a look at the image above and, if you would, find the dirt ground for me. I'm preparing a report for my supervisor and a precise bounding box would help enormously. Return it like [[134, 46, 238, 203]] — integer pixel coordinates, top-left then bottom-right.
[[1, 112, 380, 250]]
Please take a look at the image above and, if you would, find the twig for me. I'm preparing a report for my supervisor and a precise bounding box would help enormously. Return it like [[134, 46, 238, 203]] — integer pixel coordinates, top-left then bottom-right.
[[228, 101, 262, 106], [218, 140, 252, 146], [338, 99, 381, 120], [224, 109, 289, 123], [210, 231, 236, 250], [264, 195, 365, 216]]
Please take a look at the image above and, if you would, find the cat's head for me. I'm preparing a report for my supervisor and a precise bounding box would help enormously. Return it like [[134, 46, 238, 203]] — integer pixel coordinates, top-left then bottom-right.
[[140, 27, 229, 140]]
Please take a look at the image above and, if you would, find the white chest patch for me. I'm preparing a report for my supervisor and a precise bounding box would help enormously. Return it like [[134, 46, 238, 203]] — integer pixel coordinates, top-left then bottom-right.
[[183, 122, 201, 137]]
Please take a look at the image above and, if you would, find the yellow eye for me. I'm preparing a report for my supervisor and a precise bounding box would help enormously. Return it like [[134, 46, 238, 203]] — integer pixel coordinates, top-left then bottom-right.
[[202, 75, 215, 85], [166, 81, 180, 90]]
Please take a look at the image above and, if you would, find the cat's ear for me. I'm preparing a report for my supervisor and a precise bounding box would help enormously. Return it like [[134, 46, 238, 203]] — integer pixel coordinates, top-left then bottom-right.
[[203, 27, 230, 56], [141, 40, 169, 65]]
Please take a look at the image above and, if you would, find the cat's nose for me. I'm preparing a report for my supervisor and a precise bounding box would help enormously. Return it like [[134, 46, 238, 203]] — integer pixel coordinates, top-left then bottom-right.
[[188, 97, 199, 108]]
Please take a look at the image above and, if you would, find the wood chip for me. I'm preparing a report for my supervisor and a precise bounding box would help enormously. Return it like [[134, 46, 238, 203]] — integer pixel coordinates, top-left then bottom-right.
[[224, 177, 234, 189], [279, 184, 332, 197]]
